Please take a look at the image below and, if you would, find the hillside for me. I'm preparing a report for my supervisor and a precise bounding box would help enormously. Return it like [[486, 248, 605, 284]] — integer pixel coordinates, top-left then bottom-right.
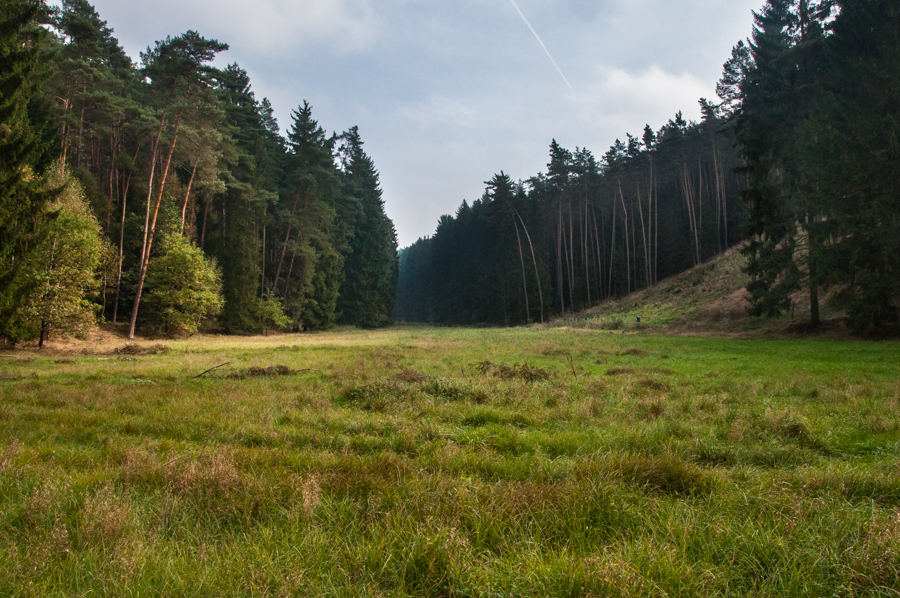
[[554, 246, 846, 336]]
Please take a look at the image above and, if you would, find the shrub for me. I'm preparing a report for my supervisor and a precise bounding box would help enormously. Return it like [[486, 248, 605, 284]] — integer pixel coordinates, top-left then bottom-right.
[[141, 234, 223, 336]]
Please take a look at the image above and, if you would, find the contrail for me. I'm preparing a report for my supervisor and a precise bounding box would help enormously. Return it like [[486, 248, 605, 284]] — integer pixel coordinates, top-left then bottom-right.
[[508, 0, 577, 97]]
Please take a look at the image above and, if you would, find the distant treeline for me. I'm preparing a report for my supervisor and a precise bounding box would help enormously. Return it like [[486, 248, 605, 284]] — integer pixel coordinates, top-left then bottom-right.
[[395, 111, 744, 326], [395, 0, 900, 333], [1, 0, 397, 345]]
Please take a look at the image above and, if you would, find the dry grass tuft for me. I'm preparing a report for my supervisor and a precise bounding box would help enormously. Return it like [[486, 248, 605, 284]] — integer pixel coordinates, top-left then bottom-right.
[[166, 450, 241, 496], [227, 364, 295, 379], [475, 361, 553, 382], [637, 378, 669, 392], [605, 366, 637, 376], [637, 396, 666, 420], [302, 476, 321, 517], [111, 344, 170, 356], [26, 480, 70, 524], [582, 397, 606, 418], [396, 369, 431, 383], [0, 439, 22, 473], [80, 487, 133, 546], [604, 454, 712, 495], [47, 519, 71, 556], [0, 370, 24, 381]]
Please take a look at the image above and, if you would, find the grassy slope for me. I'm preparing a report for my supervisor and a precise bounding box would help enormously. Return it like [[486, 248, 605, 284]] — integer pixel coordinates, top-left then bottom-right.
[[556, 246, 844, 335], [1, 328, 899, 596]]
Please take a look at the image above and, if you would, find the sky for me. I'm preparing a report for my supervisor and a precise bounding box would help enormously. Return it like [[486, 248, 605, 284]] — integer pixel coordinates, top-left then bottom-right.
[[50, 0, 763, 247]]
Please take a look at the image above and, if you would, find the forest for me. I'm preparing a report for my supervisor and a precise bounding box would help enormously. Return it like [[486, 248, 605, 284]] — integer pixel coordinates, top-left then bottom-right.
[[395, 0, 900, 334], [0, 0, 399, 345], [3, 0, 899, 343]]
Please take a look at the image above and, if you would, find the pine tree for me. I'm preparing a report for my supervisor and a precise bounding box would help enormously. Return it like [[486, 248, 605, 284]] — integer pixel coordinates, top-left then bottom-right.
[[127, 31, 228, 339]]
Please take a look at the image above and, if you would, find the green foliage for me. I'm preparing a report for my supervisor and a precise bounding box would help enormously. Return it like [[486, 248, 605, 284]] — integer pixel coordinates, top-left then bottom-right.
[[337, 127, 398, 328], [255, 293, 290, 334], [735, 0, 900, 331], [141, 234, 223, 336], [0, 0, 55, 340], [6, 166, 103, 345]]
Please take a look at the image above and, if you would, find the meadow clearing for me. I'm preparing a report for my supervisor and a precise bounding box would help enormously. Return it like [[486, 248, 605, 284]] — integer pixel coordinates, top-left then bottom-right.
[[0, 326, 899, 597]]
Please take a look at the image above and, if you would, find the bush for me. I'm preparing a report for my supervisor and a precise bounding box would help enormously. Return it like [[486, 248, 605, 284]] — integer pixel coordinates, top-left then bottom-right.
[[141, 235, 223, 336], [6, 166, 103, 346]]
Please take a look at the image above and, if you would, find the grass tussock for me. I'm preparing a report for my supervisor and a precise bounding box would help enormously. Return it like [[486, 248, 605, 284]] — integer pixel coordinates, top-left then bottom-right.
[[225, 364, 295, 379], [0, 327, 898, 595], [110, 344, 170, 356], [475, 360, 554, 382]]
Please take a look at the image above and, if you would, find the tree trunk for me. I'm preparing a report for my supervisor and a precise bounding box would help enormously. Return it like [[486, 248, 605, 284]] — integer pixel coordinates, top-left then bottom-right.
[[512, 215, 531, 323], [128, 112, 181, 340], [75, 79, 86, 167], [568, 199, 576, 311], [618, 179, 631, 294], [590, 204, 603, 301], [583, 196, 591, 308], [653, 158, 659, 284], [179, 160, 199, 234], [636, 184, 650, 289], [274, 188, 303, 293], [808, 212, 821, 327], [514, 208, 544, 324], [260, 221, 267, 297], [557, 201, 565, 315], [200, 194, 212, 248], [113, 143, 141, 323], [608, 190, 617, 298]]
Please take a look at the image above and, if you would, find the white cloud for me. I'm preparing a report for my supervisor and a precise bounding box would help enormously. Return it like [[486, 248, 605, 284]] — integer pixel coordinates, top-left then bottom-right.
[[76, 0, 380, 57], [577, 65, 711, 130], [180, 0, 379, 53]]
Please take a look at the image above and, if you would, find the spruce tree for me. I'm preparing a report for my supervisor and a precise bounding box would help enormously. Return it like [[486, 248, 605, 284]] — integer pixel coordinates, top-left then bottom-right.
[[337, 127, 398, 328], [278, 102, 341, 329], [0, 0, 54, 341]]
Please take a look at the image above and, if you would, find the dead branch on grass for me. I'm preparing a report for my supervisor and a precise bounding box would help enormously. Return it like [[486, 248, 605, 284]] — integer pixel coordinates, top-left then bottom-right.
[[192, 362, 232, 379]]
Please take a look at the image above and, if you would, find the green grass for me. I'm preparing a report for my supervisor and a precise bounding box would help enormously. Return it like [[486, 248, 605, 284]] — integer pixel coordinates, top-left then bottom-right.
[[1, 327, 899, 596]]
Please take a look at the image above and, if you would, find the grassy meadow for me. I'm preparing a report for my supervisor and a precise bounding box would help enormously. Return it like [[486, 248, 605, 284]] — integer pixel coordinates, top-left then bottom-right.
[[1, 326, 899, 596]]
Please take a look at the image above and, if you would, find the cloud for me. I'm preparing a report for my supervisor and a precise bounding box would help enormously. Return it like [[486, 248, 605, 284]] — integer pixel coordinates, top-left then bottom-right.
[[399, 96, 479, 130], [76, 0, 380, 57], [184, 0, 379, 53], [577, 65, 711, 131]]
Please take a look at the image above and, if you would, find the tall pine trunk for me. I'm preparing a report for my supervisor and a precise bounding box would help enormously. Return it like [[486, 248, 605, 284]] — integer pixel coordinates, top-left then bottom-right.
[[129, 112, 182, 340]]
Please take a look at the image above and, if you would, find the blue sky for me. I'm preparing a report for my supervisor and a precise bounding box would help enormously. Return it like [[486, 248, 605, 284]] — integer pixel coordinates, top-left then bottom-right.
[[52, 0, 763, 247]]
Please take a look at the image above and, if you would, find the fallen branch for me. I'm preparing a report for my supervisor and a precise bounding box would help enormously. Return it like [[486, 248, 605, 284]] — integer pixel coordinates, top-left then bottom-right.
[[192, 362, 232, 379], [564, 352, 587, 380]]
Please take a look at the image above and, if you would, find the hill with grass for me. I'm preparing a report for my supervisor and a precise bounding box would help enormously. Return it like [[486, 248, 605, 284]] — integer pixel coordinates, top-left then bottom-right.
[[554, 246, 847, 336]]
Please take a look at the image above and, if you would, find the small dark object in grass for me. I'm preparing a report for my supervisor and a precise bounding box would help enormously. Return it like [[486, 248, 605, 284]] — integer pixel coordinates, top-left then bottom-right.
[[395, 369, 430, 383], [619, 348, 649, 357], [54, 359, 76, 365]]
